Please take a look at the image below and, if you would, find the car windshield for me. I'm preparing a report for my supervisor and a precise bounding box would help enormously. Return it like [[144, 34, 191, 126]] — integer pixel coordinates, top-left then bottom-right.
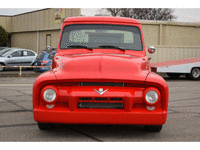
[[0, 49, 11, 57], [60, 24, 143, 51]]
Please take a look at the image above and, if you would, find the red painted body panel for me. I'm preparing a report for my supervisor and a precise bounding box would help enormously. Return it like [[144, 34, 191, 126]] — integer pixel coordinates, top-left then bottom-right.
[[34, 108, 166, 125], [32, 16, 169, 126]]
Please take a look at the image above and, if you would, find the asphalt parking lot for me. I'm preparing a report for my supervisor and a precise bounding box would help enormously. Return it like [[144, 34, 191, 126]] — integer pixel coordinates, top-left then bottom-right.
[[0, 75, 200, 142]]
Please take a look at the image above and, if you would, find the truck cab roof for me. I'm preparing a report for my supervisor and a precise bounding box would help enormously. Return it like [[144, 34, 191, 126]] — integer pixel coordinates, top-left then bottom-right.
[[63, 16, 141, 25]]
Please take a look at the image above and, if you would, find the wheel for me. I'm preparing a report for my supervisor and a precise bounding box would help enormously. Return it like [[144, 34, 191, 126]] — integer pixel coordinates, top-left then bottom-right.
[[0, 63, 5, 72], [167, 73, 181, 79], [187, 68, 200, 80], [144, 125, 163, 132], [38, 122, 55, 130]]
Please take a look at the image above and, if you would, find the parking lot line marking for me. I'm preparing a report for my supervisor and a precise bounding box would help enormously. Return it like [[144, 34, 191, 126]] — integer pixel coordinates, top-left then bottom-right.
[[0, 84, 33, 86]]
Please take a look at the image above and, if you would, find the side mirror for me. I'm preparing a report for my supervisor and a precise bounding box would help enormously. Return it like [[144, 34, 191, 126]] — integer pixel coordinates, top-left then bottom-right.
[[148, 46, 156, 54], [7, 55, 12, 58], [147, 46, 156, 60]]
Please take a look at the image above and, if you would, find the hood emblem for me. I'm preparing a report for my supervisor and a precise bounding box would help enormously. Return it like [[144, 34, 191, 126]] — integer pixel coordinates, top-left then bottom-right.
[[94, 88, 108, 95]]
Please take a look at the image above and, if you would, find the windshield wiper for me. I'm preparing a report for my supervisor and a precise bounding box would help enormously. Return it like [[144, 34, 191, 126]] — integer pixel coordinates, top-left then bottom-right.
[[67, 45, 93, 51], [98, 45, 125, 52]]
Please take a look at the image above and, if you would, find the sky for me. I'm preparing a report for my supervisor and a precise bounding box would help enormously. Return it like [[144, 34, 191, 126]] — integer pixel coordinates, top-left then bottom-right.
[[0, 1, 200, 23]]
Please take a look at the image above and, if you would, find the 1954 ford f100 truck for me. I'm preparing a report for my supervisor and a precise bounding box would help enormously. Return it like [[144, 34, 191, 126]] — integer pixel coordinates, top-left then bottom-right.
[[33, 16, 169, 132]]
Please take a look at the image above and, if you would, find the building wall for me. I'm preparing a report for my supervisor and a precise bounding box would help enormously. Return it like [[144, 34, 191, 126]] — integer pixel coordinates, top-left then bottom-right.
[[141, 21, 200, 62], [11, 8, 81, 32], [11, 32, 38, 51], [141, 24, 160, 46], [146, 46, 200, 63], [162, 25, 200, 46], [38, 30, 60, 51], [0, 16, 12, 32], [141, 21, 200, 47]]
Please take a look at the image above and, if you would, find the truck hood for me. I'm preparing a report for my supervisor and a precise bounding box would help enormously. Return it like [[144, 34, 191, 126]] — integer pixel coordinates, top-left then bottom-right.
[[53, 53, 150, 84]]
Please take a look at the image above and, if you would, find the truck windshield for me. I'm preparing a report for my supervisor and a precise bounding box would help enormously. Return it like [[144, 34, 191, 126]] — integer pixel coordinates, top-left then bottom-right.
[[60, 24, 143, 51]]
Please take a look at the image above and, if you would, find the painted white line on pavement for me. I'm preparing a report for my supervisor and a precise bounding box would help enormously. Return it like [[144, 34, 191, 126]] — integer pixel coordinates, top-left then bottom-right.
[[0, 84, 33, 86]]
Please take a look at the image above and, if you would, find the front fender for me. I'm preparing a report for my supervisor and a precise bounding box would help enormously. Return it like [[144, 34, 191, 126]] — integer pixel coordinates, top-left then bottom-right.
[[145, 72, 169, 112], [32, 71, 57, 109]]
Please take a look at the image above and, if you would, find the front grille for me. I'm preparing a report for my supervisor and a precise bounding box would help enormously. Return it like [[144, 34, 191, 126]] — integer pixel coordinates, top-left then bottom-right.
[[110, 98, 123, 101], [95, 98, 107, 101], [79, 97, 92, 101], [78, 97, 123, 109], [79, 82, 125, 87], [79, 97, 123, 102], [78, 102, 123, 109]]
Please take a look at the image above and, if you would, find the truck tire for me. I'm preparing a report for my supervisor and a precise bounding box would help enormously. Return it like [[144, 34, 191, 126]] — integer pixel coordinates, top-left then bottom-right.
[[0, 63, 5, 72], [144, 125, 163, 132], [187, 68, 200, 80], [167, 73, 181, 79], [38, 122, 55, 130]]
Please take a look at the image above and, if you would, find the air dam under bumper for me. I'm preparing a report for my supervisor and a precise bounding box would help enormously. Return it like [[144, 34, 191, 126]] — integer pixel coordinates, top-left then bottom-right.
[[34, 108, 167, 125]]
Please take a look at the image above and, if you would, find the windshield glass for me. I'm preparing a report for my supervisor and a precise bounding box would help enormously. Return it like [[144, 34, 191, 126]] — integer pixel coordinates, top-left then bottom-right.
[[0, 49, 11, 57], [60, 24, 143, 51]]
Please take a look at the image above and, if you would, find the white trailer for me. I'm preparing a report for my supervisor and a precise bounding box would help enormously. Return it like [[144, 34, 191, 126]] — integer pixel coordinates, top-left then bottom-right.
[[151, 57, 200, 80]]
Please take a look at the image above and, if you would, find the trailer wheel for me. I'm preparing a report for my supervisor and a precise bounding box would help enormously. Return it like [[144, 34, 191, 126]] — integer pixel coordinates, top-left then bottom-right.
[[144, 125, 163, 132], [38, 122, 55, 130], [0, 63, 5, 72], [188, 68, 200, 80], [167, 73, 181, 79]]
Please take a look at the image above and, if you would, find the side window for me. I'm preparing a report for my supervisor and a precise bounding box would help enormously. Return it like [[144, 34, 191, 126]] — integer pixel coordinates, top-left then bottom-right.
[[23, 50, 28, 56], [23, 50, 35, 56], [11, 51, 22, 57], [27, 51, 35, 56]]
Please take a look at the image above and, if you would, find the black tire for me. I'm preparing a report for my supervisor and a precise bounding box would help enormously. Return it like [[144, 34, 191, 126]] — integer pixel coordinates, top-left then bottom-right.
[[187, 68, 200, 80], [144, 125, 163, 132], [0, 63, 5, 72], [167, 73, 181, 79], [38, 122, 55, 130]]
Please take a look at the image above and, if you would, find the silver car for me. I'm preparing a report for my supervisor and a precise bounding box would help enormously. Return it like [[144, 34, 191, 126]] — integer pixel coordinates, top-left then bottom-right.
[[0, 48, 38, 71]]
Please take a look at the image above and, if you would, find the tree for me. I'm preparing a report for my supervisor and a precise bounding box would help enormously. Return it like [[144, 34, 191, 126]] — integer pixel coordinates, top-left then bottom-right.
[[104, 8, 176, 21], [105, 8, 121, 16], [0, 26, 9, 46]]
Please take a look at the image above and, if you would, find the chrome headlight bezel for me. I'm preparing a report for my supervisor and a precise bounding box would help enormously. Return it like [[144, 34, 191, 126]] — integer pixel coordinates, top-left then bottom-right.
[[143, 87, 161, 105], [43, 89, 57, 102], [41, 85, 58, 103], [145, 90, 158, 104]]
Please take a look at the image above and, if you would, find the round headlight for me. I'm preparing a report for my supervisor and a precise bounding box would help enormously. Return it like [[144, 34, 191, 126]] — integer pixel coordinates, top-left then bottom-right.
[[145, 90, 158, 104], [43, 89, 56, 102], [143, 87, 161, 105]]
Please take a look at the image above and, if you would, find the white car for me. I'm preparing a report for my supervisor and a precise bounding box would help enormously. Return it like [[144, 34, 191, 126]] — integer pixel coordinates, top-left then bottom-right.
[[0, 48, 37, 71]]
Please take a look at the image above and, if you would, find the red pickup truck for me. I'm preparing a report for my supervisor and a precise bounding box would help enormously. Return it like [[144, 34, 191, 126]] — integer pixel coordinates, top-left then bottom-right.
[[33, 16, 169, 132]]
